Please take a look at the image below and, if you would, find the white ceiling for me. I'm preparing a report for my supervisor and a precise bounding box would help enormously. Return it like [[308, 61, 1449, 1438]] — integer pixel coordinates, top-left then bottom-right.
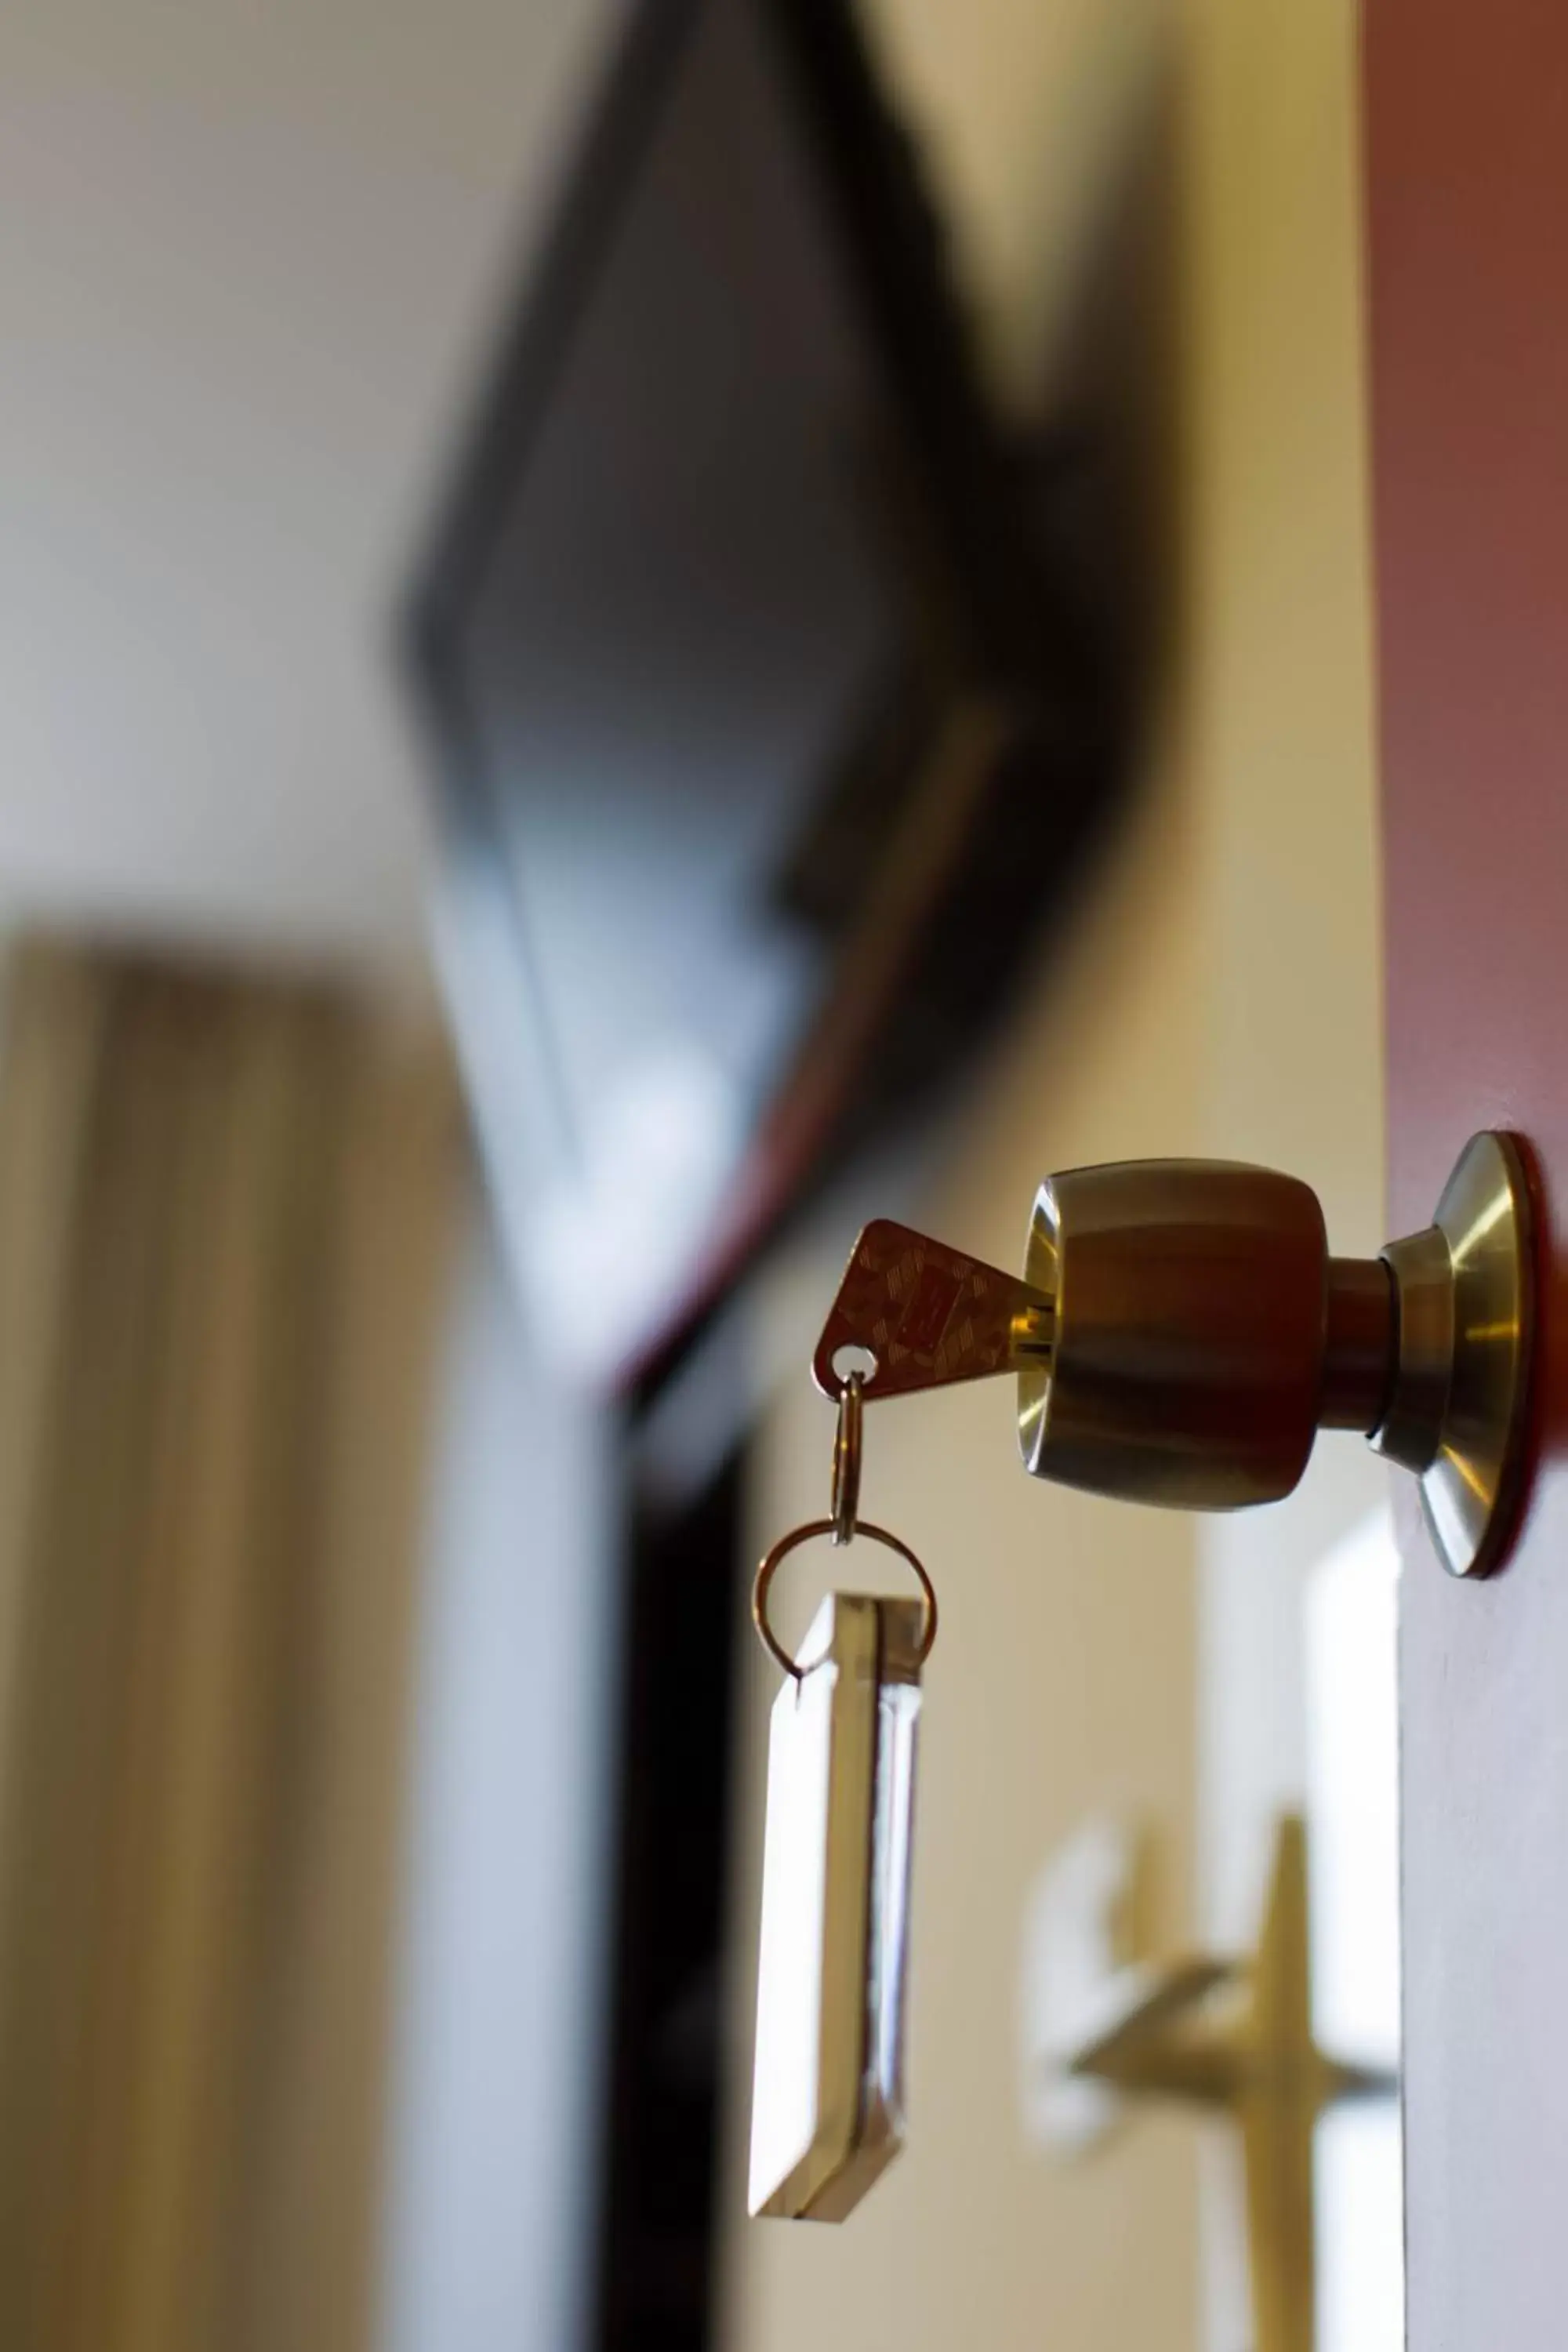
[[0, 0, 608, 972]]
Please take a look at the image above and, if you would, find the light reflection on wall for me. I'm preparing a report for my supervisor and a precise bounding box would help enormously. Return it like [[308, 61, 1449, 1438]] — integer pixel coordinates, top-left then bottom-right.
[[1305, 1512, 1403, 2352]]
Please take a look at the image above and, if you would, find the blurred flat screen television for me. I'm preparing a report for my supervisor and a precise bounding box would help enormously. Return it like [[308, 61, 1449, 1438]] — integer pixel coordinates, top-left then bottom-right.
[[405, 0, 1123, 1385]]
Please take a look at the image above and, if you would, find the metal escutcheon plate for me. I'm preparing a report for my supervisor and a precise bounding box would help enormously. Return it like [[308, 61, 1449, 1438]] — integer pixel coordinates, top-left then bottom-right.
[[1417, 1131, 1537, 1578]]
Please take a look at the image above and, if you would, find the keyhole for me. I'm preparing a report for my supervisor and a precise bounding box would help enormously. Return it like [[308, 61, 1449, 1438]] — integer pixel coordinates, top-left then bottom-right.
[[831, 1343, 878, 1390]]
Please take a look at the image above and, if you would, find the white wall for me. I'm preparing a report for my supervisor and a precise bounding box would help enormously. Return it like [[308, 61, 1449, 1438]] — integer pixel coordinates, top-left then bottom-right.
[[378, 1209, 619, 2352], [0, 0, 608, 967], [725, 1, 1382, 2347]]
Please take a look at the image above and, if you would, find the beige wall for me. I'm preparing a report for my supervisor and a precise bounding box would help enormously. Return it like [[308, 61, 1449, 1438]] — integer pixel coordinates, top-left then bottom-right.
[[723, 1, 1381, 2347]]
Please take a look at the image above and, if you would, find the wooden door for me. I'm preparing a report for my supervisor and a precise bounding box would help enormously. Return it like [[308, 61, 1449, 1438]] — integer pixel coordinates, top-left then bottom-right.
[[1364, 5, 1568, 2344]]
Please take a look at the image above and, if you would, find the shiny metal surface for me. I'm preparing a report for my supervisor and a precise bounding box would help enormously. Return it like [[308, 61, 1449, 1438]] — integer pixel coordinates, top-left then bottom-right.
[[749, 1595, 924, 2223], [1372, 1130, 1535, 1577], [1370, 1225, 1454, 1472], [1321, 1254, 1397, 1430], [750, 1520, 938, 1684], [1018, 1160, 1328, 1508], [811, 1218, 1053, 1403], [830, 1371, 864, 1545], [1066, 1817, 1393, 2352], [811, 1133, 1534, 1576]]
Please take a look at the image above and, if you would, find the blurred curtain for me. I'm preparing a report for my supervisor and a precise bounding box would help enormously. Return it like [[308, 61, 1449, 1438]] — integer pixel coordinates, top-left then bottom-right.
[[0, 942, 459, 2352]]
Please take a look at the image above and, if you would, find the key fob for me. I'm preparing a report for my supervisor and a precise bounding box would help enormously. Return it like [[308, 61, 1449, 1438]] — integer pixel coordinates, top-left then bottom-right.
[[748, 1592, 924, 2221]]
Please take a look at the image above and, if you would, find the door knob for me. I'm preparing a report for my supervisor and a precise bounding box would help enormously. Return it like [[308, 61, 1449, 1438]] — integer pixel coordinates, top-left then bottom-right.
[[812, 1131, 1534, 1578], [1051, 1817, 1392, 2352]]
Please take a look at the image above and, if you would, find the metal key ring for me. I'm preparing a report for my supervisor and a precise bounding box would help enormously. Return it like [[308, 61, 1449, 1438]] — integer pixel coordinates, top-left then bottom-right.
[[830, 1370, 863, 1544], [750, 1517, 939, 1683]]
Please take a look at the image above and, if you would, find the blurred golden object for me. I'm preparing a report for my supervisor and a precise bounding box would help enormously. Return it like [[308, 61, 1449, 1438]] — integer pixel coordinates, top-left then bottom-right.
[[0, 942, 459, 2352], [1065, 1817, 1392, 2352]]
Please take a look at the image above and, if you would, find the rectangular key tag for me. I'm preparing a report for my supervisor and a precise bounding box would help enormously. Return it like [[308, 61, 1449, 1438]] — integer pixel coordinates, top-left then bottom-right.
[[748, 1591, 923, 2221]]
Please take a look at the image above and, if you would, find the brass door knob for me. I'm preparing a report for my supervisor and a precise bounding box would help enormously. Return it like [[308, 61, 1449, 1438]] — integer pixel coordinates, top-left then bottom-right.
[[812, 1131, 1534, 1579], [1052, 1817, 1393, 2352]]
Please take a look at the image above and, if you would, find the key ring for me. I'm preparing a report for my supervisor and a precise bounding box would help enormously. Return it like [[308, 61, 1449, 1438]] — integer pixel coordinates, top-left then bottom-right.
[[751, 1519, 939, 1682], [752, 1363, 938, 1680], [830, 1369, 863, 1544]]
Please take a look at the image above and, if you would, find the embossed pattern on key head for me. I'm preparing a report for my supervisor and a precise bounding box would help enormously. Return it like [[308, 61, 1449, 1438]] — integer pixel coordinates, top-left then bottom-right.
[[811, 1218, 1054, 1402]]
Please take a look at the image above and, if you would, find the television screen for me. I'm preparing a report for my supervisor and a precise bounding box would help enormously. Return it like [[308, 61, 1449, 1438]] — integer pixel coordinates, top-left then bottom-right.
[[408, 0, 1117, 1381]]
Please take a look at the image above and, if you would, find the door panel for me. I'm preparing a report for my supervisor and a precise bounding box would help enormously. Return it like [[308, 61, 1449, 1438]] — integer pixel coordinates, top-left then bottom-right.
[[1364, 5, 1568, 2344]]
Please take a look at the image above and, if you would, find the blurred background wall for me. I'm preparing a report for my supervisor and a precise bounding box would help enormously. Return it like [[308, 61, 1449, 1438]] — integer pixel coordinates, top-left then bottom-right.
[[0, 0, 607, 964], [379, 1215, 619, 2352], [0, 1, 1388, 2347], [721, 2, 1381, 2348], [0, 5, 616, 2341], [0, 945, 458, 2352]]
